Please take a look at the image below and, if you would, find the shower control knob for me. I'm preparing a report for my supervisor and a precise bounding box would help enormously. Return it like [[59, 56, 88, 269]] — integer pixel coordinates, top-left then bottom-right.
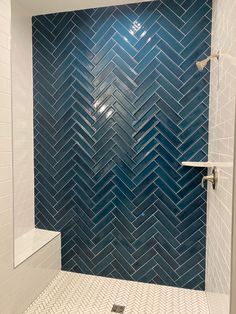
[[201, 167, 217, 190]]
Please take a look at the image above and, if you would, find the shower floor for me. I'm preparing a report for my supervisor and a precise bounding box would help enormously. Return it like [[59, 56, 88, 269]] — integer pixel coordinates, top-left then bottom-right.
[[24, 271, 209, 314]]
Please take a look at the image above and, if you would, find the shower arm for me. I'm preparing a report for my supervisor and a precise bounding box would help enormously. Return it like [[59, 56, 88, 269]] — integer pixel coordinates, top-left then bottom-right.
[[196, 53, 220, 71], [206, 53, 219, 62]]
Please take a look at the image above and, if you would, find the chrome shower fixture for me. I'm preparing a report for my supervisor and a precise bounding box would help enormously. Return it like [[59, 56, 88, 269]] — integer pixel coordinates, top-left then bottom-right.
[[196, 53, 219, 71]]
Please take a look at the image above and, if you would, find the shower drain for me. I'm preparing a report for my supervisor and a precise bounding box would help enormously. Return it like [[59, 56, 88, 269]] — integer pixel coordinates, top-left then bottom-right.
[[111, 304, 125, 313]]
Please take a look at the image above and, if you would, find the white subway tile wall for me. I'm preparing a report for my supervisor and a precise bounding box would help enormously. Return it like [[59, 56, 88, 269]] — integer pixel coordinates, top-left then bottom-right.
[[12, 1, 35, 238], [206, 0, 236, 313], [0, 0, 61, 313]]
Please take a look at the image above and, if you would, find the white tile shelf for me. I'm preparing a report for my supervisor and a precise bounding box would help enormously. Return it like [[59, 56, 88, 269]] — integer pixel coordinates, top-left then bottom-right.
[[181, 161, 233, 168], [181, 161, 214, 168], [14, 228, 60, 267]]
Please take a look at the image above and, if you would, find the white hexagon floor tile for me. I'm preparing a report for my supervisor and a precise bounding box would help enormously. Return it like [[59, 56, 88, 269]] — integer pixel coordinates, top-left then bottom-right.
[[24, 271, 209, 314]]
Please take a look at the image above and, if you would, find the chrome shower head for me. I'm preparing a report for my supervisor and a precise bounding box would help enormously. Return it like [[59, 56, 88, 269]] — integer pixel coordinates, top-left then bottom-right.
[[196, 54, 219, 71], [196, 59, 209, 71]]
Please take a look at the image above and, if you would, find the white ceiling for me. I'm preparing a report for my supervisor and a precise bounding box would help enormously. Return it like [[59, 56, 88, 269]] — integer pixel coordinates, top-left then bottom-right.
[[15, 0, 152, 16]]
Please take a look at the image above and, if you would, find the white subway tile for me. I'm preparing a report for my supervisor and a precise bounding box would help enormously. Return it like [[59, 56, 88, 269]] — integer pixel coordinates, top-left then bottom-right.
[[0, 2, 61, 313], [0, 107, 11, 123], [0, 137, 12, 152], [0, 166, 11, 182], [0, 92, 11, 108], [0, 152, 12, 166], [0, 122, 11, 137], [206, 1, 236, 313], [0, 46, 10, 64]]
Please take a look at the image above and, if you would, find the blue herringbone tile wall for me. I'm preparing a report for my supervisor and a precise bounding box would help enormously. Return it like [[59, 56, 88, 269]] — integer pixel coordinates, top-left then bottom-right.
[[33, 0, 211, 290]]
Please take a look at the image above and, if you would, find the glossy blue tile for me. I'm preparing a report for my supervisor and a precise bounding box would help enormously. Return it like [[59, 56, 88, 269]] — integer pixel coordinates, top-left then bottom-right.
[[34, 0, 211, 290]]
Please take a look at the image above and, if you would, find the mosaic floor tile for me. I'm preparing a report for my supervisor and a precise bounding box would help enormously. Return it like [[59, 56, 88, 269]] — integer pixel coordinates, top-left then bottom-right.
[[24, 271, 209, 314]]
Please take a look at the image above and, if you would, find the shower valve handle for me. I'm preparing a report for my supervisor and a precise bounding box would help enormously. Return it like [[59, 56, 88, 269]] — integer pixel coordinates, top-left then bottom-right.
[[201, 167, 217, 190]]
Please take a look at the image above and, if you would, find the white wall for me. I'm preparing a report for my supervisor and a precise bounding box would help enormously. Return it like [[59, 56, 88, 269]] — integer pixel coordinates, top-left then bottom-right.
[[12, 0, 35, 239], [0, 0, 61, 313], [16, 0, 152, 15], [206, 0, 236, 313]]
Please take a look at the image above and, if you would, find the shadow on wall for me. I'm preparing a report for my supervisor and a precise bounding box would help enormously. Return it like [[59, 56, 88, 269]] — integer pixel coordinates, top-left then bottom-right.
[[33, 0, 211, 290]]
